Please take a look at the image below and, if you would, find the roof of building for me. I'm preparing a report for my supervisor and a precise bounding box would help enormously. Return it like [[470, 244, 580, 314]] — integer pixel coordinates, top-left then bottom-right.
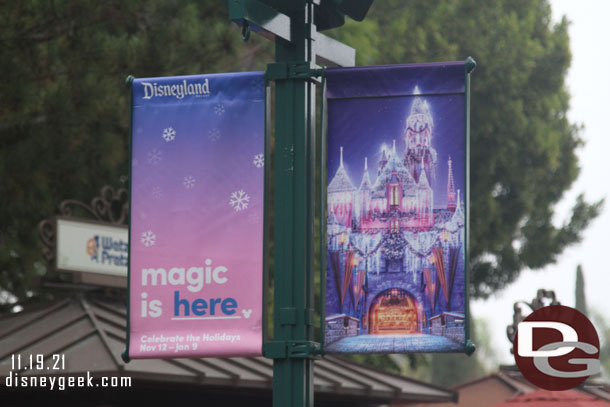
[[405, 363, 610, 407], [418, 167, 430, 189], [373, 149, 412, 194], [495, 365, 610, 402], [494, 388, 610, 407], [451, 371, 535, 394], [329, 164, 356, 194], [0, 294, 457, 406], [360, 161, 373, 191]]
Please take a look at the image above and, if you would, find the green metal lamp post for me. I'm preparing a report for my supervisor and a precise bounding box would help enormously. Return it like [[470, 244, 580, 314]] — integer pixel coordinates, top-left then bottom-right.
[[226, 1, 373, 405]]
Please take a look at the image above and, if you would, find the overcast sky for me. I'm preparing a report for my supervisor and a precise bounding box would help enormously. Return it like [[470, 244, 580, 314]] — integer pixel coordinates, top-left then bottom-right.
[[471, 0, 610, 364]]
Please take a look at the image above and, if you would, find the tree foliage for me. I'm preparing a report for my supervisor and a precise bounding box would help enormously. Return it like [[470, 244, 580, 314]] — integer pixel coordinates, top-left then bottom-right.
[[590, 310, 610, 380], [330, 0, 603, 297], [0, 1, 271, 310], [575, 264, 587, 315], [573, 271, 608, 379], [0, 0, 602, 313]]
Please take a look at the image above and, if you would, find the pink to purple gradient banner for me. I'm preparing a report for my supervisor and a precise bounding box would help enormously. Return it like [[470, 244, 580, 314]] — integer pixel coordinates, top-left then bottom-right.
[[127, 72, 265, 359]]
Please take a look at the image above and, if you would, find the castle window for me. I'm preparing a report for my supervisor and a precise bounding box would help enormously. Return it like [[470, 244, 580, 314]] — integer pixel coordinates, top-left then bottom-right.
[[391, 219, 399, 232], [391, 185, 399, 206]]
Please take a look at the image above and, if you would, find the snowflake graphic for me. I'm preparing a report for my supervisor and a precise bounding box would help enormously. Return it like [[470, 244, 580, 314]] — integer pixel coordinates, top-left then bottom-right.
[[148, 148, 162, 164], [253, 153, 264, 168], [229, 190, 250, 211], [214, 104, 225, 115], [208, 128, 221, 141], [183, 175, 196, 189], [248, 213, 261, 224], [140, 230, 156, 247], [162, 127, 176, 142], [152, 186, 162, 198], [250, 78, 264, 94]]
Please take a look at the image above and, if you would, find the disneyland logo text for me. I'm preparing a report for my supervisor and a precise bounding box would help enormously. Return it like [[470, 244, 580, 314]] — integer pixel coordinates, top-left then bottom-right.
[[141, 79, 210, 100], [86, 235, 128, 267]]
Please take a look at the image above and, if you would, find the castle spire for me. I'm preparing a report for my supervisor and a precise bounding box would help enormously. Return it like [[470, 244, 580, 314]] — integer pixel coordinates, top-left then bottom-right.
[[451, 189, 464, 224], [328, 146, 356, 194], [417, 155, 426, 184], [419, 156, 430, 188], [378, 145, 388, 176], [407, 86, 434, 131], [447, 156, 456, 211], [392, 139, 396, 155], [359, 157, 372, 191]]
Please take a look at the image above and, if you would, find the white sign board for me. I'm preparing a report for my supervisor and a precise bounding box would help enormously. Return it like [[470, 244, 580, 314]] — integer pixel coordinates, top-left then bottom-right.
[[56, 218, 128, 277]]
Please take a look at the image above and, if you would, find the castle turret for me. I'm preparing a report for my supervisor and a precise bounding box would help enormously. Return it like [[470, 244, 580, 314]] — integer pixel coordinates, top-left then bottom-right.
[[360, 157, 372, 191], [451, 189, 464, 226], [416, 157, 434, 227], [378, 145, 388, 177], [447, 156, 456, 211], [328, 147, 357, 227], [387, 171, 402, 209], [403, 86, 437, 184], [356, 157, 372, 222]]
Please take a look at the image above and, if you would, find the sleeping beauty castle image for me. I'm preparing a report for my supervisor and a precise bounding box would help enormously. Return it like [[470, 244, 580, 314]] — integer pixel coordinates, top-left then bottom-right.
[[325, 88, 466, 353]]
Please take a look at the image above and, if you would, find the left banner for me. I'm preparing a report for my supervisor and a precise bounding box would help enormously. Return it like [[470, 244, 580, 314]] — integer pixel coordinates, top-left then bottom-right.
[[127, 72, 265, 359]]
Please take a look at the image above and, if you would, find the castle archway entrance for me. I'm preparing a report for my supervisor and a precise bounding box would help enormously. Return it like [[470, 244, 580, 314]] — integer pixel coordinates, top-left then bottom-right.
[[368, 288, 419, 334]]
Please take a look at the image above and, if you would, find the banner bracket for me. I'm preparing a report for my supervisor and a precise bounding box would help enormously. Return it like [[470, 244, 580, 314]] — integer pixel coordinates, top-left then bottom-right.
[[465, 339, 476, 356], [263, 340, 322, 359], [465, 56, 477, 74], [265, 62, 325, 82]]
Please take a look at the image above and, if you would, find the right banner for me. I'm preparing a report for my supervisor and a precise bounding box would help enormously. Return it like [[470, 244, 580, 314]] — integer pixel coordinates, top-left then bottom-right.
[[324, 61, 470, 353]]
